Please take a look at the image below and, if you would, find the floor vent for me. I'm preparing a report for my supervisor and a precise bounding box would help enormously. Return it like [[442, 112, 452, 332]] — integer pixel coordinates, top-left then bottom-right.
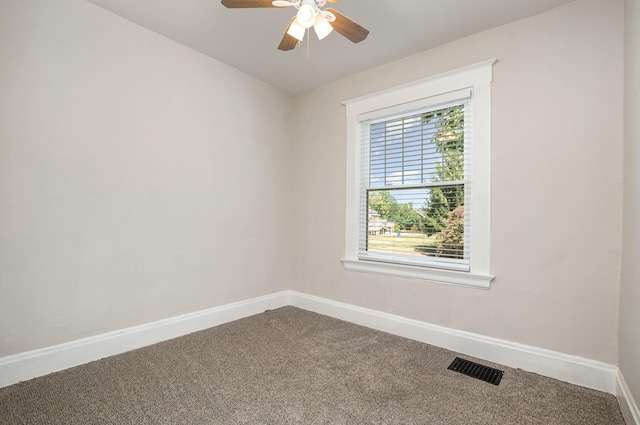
[[447, 357, 504, 385]]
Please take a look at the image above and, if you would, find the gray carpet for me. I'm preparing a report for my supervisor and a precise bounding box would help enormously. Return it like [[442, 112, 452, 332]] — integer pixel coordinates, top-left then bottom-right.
[[0, 307, 625, 424]]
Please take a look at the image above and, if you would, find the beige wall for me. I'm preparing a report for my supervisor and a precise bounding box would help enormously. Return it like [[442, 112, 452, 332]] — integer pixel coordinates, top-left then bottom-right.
[[0, 0, 293, 356], [620, 0, 640, 402], [291, 0, 624, 363], [0, 0, 629, 372]]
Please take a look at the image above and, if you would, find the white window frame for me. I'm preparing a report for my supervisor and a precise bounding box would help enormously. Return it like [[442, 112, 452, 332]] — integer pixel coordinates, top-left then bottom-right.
[[342, 59, 496, 289]]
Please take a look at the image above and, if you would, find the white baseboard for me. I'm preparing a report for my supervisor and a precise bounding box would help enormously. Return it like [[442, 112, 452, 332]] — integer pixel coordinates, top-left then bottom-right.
[[288, 291, 619, 394], [0, 291, 289, 388], [617, 369, 640, 425], [1, 288, 631, 412]]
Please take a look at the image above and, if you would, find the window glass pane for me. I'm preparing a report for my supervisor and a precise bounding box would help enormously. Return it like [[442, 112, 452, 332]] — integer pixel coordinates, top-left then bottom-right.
[[368, 105, 465, 187], [366, 186, 464, 260]]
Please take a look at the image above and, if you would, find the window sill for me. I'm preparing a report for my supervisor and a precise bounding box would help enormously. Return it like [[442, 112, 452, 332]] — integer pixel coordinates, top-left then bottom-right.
[[341, 258, 494, 289]]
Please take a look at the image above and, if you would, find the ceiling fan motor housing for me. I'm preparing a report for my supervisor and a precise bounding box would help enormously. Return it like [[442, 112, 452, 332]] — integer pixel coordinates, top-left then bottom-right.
[[297, 1, 318, 28]]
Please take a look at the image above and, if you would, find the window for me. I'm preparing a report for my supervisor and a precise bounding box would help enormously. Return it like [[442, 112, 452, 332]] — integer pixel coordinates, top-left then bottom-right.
[[342, 60, 496, 288], [362, 94, 470, 270]]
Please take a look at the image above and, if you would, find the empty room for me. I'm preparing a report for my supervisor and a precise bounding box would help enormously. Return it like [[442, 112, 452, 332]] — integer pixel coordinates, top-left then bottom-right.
[[1, 0, 638, 423]]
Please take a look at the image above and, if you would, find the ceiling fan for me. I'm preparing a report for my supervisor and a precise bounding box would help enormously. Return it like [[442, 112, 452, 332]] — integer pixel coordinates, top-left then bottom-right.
[[220, 0, 369, 51]]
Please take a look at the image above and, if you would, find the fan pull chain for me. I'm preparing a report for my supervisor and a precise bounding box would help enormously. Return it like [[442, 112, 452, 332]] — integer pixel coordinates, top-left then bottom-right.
[[307, 28, 310, 60]]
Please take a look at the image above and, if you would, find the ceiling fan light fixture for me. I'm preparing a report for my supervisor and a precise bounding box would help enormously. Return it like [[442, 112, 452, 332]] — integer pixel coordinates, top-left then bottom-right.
[[296, 3, 316, 29], [287, 18, 306, 41], [313, 13, 333, 40]]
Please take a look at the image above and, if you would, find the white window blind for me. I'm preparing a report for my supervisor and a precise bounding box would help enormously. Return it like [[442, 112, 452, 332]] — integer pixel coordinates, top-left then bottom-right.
[[358, 94, 472, 271]]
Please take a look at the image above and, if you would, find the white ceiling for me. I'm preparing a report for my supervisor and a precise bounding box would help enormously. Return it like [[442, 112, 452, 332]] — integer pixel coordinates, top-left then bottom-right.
[[86, 0, 575, 95]]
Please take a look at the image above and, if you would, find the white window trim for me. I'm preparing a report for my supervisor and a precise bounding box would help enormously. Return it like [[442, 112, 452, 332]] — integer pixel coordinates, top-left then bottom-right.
[[342, 59, 496, 289]]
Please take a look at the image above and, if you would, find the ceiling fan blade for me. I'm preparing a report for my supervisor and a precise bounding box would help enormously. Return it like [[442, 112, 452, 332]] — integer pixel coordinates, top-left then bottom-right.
[[221, 0, 277, 8], [325, 8, 369, 43], [278, 18, 299, 51]]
